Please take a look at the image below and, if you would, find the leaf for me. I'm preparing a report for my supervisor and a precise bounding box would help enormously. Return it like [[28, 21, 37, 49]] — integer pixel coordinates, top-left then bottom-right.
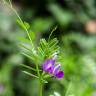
[[18, 37, 30, 43], [21, 52, 34, 60], [19, 44, 32, 52], [49, 38, 59, 51], [49, 38, 58, 47], [38, 47, 45, 56], [43, 74, 50, 79], [22, 71, 39, 78], [16, 19, 26, 29], [16, 19, 30, 30], [48, 26, 58, 41], [42, 79, 48, 83], [39, 39, 48, 53], [37, 38, 60, 59], [24, 21, 30, 29], [40, 39, 48, 48], [29, 31, 36, 40], [20, 64, 37, 71], [22, 71, 48, 83]]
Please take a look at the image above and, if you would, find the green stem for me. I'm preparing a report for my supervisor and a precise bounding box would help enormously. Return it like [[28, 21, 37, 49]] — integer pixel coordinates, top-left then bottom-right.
[[35, 62, 43, 96], [39, 79, 43, 96]]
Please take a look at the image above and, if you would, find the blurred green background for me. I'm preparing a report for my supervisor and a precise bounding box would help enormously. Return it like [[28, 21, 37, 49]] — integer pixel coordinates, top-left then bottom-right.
[[0, 0, 96, 96]]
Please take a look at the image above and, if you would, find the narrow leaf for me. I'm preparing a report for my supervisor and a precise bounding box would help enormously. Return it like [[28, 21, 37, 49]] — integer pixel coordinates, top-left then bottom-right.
[[18, 37, 30, 43], [16, 19, 25, 29], [22, 71, 48, 83], [24, 21, 30, 29], [20, 64, 37, 71], [49, 38, 58, 47], [29, 31, 35, 40], [19, 44, 32, 52], [48, 25, 57, 41], [21, 52, 34, 60], [38, 47, 45, 56], [22, 71, 39, 78]]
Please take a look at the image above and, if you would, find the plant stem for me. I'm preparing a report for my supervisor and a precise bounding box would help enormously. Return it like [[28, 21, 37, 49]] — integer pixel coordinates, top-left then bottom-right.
[[35, 62, 43, 96], [39, 79, 43, 96]]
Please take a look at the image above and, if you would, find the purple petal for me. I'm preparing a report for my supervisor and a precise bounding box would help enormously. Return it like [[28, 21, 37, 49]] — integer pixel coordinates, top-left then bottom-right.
[[53, 64, 61, 75], [42, 59, 55, 72], [55, 71, 64, 79], [46, 65, 54, 73]]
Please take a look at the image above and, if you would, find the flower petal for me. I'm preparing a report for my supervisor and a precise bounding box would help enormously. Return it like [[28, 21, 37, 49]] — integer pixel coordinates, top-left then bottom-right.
[[53, 64, 61, 75], [46, 65, 54, 73], [42, 59, 55, 72], [55, 71, 64, 79]]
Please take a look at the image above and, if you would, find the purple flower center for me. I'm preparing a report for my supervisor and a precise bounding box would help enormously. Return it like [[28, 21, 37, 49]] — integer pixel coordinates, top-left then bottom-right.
[[42, 59, 64, 79]]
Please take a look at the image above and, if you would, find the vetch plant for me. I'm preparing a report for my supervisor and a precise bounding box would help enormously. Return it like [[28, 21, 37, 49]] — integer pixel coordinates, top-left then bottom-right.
[[2, 0, 64, 96], [42, 59, 64, 79]]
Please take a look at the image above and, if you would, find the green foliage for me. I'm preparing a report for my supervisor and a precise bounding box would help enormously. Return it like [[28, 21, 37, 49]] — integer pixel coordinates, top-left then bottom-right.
[[0, 0, 96, 96], [17, 19, 30, 30], [19, 36, 60, 64], [37, 38, 60, 61], [49, 4, 74, 26], [30, 18, 54, 33]]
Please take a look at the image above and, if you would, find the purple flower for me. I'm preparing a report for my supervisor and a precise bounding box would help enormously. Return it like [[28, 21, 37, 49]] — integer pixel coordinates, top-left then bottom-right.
[[42, 59, 64, 79], [42, 59, 55, 73]]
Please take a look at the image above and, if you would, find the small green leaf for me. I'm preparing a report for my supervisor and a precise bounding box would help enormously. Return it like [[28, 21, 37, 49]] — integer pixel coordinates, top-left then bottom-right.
[[38, 47, 45, 56], [21, 52, 34, 60], [24, 21, 30, 29], [29, 31, 35, 40], [42, 79, 48, 83], [18, 37, 30, 43], [19, 44, 32, 52], [20, 64, 37, 71], [49, 38, 58, 47], [43, 74, 50, 79], [22, 71, 48, 83], [48, 26, 58, 41], [22, 71, 39, 78], [41, 39, 47, 45], [16, 19, 26, 29], [40, 39, 48, 50], [40, 39, 47, 47]]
